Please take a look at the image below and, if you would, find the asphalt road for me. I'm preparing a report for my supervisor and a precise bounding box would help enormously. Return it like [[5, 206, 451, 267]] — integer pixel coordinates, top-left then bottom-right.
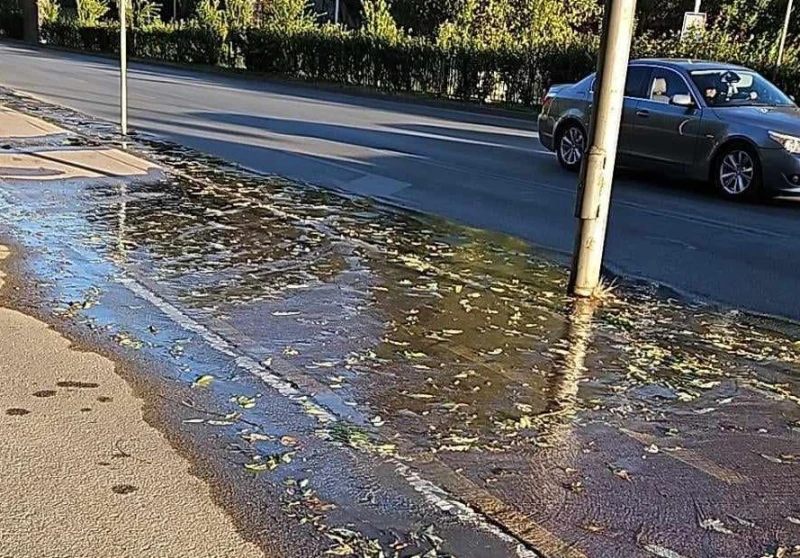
[[2, 42, 799, 321]]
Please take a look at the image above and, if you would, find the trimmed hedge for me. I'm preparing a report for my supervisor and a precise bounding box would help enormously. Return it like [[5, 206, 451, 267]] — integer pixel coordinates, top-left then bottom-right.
[[235, 29, 595, 105], [41, 22, 225, 65], [37, 22, 596, 106], [26, 21, 800, 106]]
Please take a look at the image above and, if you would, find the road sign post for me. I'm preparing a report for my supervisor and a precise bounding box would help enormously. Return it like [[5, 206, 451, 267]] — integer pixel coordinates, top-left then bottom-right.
[[569, 0, 637, 297], [119, 0, 128, 136]]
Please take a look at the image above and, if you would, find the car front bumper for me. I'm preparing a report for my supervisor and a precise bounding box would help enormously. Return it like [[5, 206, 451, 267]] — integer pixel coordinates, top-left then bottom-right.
[[760, 148, 800, 195]]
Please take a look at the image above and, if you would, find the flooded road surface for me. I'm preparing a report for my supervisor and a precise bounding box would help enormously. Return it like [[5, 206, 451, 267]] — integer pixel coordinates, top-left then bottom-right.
[[1, 88, 800, 558]]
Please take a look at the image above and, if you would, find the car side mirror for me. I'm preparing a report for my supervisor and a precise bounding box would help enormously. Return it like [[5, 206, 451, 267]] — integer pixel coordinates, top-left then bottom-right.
[[671, 94, 694, 107]]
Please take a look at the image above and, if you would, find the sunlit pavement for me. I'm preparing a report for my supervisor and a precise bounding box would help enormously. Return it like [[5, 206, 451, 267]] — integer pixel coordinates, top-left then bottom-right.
[[1, 91, 799, 558]]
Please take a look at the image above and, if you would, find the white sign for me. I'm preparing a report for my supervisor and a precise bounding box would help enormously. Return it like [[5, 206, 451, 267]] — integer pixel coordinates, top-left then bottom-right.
[[681, 11, 707, 38]]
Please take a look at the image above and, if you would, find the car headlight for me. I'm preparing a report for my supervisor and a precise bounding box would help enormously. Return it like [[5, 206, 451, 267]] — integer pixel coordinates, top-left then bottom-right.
[[769, 131, 800, 154]]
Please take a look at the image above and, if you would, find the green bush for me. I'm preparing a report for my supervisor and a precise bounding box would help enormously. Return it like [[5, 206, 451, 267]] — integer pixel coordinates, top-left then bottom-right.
[[41, 21, 118, 51], [77, 0, 109, 25], [39, 0, 61, 25], [32, 15, 800, 107], [135, 22, 225, 65]]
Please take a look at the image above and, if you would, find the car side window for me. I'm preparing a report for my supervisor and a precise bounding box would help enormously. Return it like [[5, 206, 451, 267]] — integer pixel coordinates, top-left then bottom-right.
[[646, 69, 690, 104], [625, 66, 651, 98]]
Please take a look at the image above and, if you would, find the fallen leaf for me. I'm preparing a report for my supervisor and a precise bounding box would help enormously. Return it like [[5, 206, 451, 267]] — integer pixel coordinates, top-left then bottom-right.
[[693, 407, 716, 415], [700, 518, 733, 535], [192, 375, 214, 388], [233, 395, 257, 409], [728, 515, 755, 528], [761, 454, 786, 464], [609, 465, 631, 482], [241, 432, 271, 442], [787, 516, 800, 525]]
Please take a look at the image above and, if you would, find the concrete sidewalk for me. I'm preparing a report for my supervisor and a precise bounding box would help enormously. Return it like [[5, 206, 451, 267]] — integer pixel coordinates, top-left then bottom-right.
[[0, 104, 155, 181], [0, 106, 264, 558]]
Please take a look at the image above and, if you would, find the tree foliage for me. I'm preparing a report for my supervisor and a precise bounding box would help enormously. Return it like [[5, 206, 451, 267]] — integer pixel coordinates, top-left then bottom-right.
[[362, 0, 403, 42], [224, 0, 254, 30], [128, 0, 162, 27], [77, 0, 109, 24], [255, 0, 316, 31], [39, 0, 61, 23], [436, 0, 574, 49]]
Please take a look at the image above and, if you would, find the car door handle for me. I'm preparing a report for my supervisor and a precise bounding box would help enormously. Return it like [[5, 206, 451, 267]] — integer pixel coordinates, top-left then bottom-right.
[[636, 109, 650, 118]]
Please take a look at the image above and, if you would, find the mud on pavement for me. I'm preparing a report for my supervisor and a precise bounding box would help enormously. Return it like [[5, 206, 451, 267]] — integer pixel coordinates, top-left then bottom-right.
[[0, 87, 799, 558]]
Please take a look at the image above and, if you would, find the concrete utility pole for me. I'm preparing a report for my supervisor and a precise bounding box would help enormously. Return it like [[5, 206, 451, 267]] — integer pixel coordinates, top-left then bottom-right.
[[778, 0, 794, 66], [21, 0, 38, 44], [119, 0, 128, 136], [569, 0, 637, 297]]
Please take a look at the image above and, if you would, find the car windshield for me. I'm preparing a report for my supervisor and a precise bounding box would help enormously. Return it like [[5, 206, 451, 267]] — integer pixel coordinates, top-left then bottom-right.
[[690, 68, 795, 107]]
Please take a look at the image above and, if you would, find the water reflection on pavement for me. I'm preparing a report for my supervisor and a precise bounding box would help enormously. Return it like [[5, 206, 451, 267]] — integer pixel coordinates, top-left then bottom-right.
[[1, 89, 799, 558]]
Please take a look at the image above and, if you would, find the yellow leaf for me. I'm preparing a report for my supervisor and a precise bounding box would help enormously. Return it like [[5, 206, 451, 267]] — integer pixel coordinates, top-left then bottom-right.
[[233, 395, 257, 409], [192, 374, 214, 388]]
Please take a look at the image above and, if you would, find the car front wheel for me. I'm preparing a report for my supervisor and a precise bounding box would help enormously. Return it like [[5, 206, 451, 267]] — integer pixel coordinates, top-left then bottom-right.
[[714, 145, 762, 200], [556, 123, 586, 172]]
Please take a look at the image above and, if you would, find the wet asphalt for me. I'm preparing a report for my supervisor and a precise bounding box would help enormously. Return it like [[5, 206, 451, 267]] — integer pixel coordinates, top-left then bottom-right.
[[1, 90, 800, 558], [2, 42, 800, 323]]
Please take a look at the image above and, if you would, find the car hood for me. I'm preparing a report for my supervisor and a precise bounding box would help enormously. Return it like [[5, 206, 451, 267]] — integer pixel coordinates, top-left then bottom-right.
[[712, 105, 800, 135]]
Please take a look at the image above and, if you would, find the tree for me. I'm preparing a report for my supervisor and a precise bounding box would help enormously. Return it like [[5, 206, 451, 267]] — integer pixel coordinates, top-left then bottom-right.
[[391, 0, 462, 38], [437, 0, 573, 49], [362, 0, 402, 42], [255, 0, 316, 30], [39, 0, 60, 23], [77, 0, 108, 24]]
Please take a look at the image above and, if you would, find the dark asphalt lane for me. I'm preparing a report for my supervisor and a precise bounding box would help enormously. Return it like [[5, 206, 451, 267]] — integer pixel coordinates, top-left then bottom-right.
[[2, 42, 799, 320]]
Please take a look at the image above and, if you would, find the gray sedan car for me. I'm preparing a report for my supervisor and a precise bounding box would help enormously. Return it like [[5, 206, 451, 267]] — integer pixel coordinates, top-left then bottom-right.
[[538, 58, 800, 199]]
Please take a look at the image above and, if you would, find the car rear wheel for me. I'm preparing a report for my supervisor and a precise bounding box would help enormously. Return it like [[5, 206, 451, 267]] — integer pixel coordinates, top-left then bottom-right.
[[714, 145, 762, 200], [556, 123, 586, 172]]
